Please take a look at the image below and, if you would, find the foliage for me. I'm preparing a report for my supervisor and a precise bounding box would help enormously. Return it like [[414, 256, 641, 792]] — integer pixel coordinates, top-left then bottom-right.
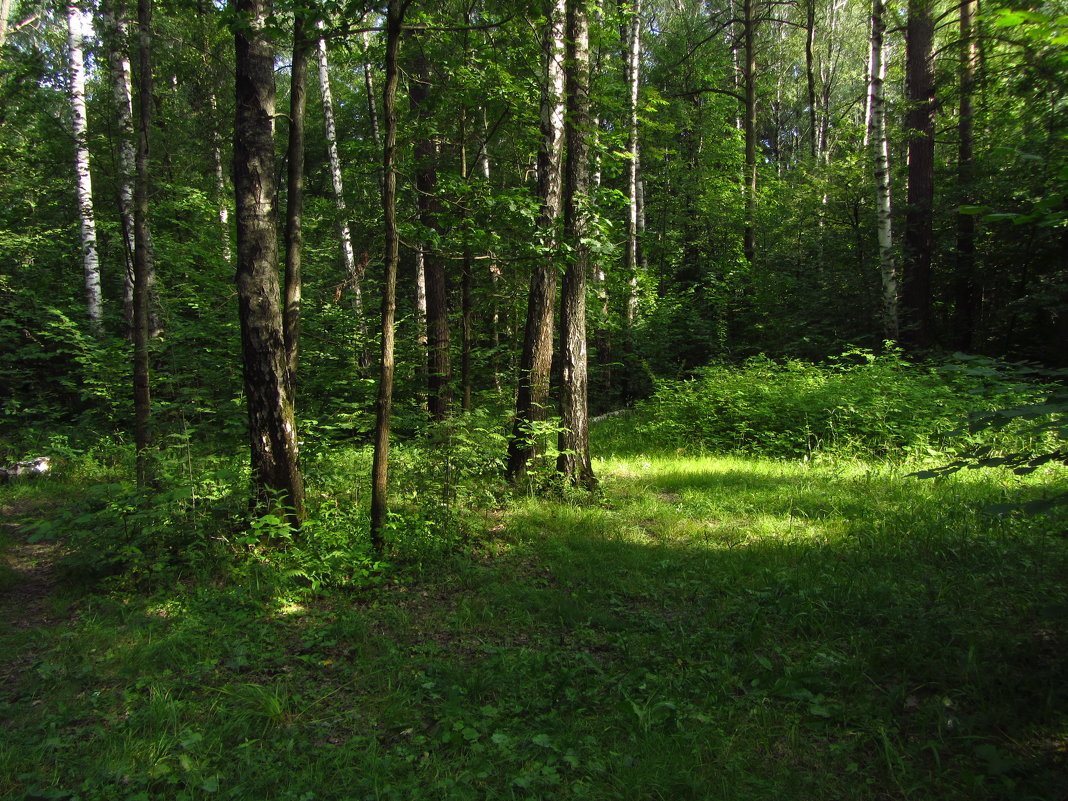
[[634, 349, 1051, 460], [3, 449, 1066, 800]]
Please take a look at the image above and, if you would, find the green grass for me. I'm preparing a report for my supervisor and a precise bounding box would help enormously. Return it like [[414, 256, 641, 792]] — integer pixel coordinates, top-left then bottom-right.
[[1, 450, 1066, 800]]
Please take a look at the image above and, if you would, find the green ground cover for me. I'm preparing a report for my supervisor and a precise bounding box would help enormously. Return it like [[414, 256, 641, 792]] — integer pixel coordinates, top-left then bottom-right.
[[2, 447, 1066, 800]]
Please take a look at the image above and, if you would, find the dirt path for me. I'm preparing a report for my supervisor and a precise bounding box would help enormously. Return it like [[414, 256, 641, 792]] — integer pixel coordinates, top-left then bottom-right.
[[0, 498, 66, 692]]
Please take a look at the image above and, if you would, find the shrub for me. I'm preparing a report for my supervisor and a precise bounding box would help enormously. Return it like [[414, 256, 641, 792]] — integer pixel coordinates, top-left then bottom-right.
[[635, 349, 1050, 460]]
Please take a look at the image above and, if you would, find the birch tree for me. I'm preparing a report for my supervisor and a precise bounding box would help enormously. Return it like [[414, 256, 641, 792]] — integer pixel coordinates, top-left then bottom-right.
[[66, 1, 102, 332], [557, 0, 595, 489], [233, 0, 305, 524], [507, 0, 566, 482], [868, 0, 897, 340]]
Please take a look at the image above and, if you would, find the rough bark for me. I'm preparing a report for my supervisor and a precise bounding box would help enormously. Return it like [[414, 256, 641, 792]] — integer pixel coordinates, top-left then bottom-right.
[[901, 0, 936, 350], [868, 0, 898, 341], [370, 0, 405, 551], [67, 2, 103, 333], [954, 0, 977, 350], [283, 12, 307, 393], [507, 0, 566, 482], [132, 0, 154, 487], [409, 41, 451, 420], [742, 0, 757, 264], [100, 0, 137, 333], [233, 0, 305, 525], [556, 0, 595, 489]]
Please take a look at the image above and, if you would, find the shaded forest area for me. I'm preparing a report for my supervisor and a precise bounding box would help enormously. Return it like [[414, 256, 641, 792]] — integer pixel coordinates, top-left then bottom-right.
[[1, 0, 1067, 798]]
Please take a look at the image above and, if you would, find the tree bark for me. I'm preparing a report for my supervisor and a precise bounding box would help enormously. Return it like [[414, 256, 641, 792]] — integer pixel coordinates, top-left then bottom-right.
[[283, 11, 308, 394], [742, 0, 757, 264], [901, 0, 936, 350], [409, 40, 451, 420], [868, 0, 898, 341], [67, 2, 103, 334], [954, 0, 977, 350], [233, 0, 305, 525], [622, 0, 641, 333], [507, 0, 566, 482], [317, 25, 368, 366], [100, 0, 137, 334], [805, 0, 817, 161], [557, 0, 595, 489], [132, 0, 154, 487], [370, 0, 405, 551]]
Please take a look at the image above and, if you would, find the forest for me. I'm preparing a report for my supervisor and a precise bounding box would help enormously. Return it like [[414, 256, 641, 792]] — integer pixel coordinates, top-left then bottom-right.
[[0, 0, 1067, 797]]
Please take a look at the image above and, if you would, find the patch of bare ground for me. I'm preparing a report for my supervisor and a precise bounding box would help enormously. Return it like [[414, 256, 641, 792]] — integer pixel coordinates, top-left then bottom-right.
[[0, 497, 69, 697]]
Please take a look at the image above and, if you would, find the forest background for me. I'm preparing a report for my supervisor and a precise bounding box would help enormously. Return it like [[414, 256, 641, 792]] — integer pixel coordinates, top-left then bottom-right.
[[1, 0, 1067, 798]]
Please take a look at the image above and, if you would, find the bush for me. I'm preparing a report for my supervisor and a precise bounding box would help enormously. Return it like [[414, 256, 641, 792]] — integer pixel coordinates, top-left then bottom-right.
[[635, 349, 1051, 460]]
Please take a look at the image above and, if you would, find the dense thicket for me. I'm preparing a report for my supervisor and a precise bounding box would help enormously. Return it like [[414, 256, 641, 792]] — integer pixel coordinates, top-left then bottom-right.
[[0, 0, 1064, 469]]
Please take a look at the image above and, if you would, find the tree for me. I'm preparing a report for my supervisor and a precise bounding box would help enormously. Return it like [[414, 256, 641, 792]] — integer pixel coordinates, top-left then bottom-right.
[[953, 0, 977, 350], [900, 0, 935, 350], [868, 0, 897, 341], [233, 0, 305, 524], [557, 0, 595, 489], [66, 1, 102, 333], [507, 0, 566, 482], [370, 0, 407, 550], [132, 0, 155, 487], [283, 8, 309, 393]]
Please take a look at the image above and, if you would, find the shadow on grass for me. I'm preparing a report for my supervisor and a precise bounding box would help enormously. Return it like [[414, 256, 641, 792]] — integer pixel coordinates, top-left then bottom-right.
[[1, 457, 1066, 800]]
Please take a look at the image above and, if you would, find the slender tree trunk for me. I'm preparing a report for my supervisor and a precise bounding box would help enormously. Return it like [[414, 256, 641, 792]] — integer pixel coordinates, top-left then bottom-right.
[[370, 0, 405, 551], [901, 0, 936, 350], [409, 42, 451, 420], [742, 0, 757, 264], [623, 0, 641, 333], [316, 27, 367, 366], [67, 2, 103, 333], [132, 0, 154, 487], [283, 12, 307, 393], [0, 0, 12, 47], [459, 112, 474, 412], [233, 0, 305, 525], [954, 0, 977, 350], [210, 93, 232, 264], [557, 0, 595, 489], [869, 0, 898, 341], [805, 0, 817, 161], [100, 0, 137, 333], [507, 0, 566, 482]]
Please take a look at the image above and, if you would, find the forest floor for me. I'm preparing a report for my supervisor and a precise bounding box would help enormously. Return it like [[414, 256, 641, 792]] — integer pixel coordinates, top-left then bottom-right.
[[1, 454, 1067, 800]]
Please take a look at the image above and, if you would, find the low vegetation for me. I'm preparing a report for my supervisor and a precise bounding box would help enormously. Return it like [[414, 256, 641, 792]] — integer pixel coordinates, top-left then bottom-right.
[[2, 356, 1066, 800]]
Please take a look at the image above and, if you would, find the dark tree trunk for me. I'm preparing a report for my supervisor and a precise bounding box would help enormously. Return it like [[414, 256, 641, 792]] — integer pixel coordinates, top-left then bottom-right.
[[233, 0, 305, 525], [954, 0, 977, 350], [742, 0, 757, 264], [557, 0, 595, 489], [283, 11, 307, 396], [409, 42, 451, 421], [901, 0, 936, 350], [370, 0, 405, 551], [507, 0, 565, 482], [133, 0, 154, 488]]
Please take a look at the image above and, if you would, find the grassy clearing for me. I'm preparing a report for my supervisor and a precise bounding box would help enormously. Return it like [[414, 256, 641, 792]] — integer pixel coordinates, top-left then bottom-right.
[[1, 448, 1067, 800]]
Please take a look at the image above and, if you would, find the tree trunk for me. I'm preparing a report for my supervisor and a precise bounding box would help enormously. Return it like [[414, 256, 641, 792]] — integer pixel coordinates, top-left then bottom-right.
[[954, 0, 977, 350], [370, 0, 405, 551], [869, 0, 898, 341], [805, 0, 817, 161], [283, 12, 307, 394], [132, 0, 154, 487], [622, 0, 641, 334], [100, 0, 137, 334], [233, 0, 305, 525], [742, 0, 757, 264], [409, 41, 451, 420], [67, 2, 103, 333], [901, 0, 935, 350], [316, 27, 367, 367], [210, 93, 232, 264], [557, 0, 595, 489], [507, 0, 565, 482]]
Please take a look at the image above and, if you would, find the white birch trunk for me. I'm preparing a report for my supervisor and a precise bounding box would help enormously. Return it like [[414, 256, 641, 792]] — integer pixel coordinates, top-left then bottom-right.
[[67, 3, 102, 332], [315, 28, 364, 336], [868, 0, 898, 340], [623, 0, 641, 329], [100, 1, 136, 330], [209, 93, 232, 264]]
